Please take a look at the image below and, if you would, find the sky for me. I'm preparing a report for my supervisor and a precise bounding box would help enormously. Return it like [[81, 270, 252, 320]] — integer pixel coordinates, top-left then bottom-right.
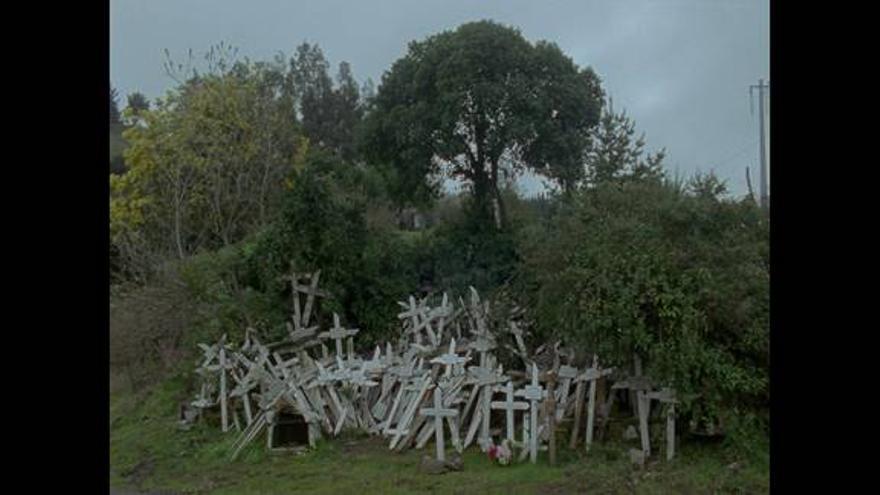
[[111, 0, 769, 198]]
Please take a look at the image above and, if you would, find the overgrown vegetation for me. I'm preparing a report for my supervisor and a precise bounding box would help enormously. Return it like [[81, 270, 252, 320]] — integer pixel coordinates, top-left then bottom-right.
[[110, 19, 769, 492]]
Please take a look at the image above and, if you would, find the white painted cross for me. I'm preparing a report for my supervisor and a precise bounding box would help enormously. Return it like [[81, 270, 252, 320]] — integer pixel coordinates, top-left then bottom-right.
[[286, 321, 319, 343], [465, 363, 506, 448], [420, 384, 459, 462], [491, 381, 529, 443], [517, 362, 546, 463], [318, 313, 359, 358], [554, 364, 579, 422], [429, 338, 470, 377], [645, 387, 678, 461], [574, 355, 614, 452], [290, 270, 329, 329]]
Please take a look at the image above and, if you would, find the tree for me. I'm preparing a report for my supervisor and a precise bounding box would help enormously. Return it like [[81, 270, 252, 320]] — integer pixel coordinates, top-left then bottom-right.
[[126, 91, 150, 115], [584, 98, 665, 186], [111, 55, 302, 280], [361, 20, 604, 228], [110, 85, 121, 123], [290, 43, 363, 161]]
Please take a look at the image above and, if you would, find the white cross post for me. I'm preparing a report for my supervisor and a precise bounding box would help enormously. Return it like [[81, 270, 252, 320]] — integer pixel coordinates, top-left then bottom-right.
[[555, 364, 579, 422], [420, 384, 459, 462], [397, 296, 423, 345], [292, 270, 329, 329], [430, 338, 470, 377], [466, 364, 505, 448], [319, 313, 359, 359], [646, 387, 678, 461], [491, 381, 529, 443], [519, 363, 546, 463], [575, 355, 614, 452]]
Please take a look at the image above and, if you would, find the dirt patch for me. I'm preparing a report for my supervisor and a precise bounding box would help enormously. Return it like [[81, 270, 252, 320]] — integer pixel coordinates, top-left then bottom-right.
[[340, 435, 388, 456]]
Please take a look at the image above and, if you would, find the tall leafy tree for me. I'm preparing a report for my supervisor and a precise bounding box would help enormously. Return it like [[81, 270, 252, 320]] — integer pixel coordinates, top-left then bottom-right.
[[361, 20, 604, 228], [290, 43, 363, 161], [126, 91, 150, 115], [585, 98, 665, 186], [111, 56, 302, 279]]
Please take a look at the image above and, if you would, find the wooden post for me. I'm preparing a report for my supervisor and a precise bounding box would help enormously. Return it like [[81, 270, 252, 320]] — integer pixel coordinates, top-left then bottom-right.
[[569, 378, 587, 449], [219, 346, 228, 432], [666, 402, 675, 461], [519, 363, 546, 464], [546, 372, 558, 466], [638, 390, 651, 457]]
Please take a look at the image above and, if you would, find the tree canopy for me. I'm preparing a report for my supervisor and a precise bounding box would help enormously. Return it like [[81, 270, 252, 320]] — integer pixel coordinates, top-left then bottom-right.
[[361, 20, 604, 227]]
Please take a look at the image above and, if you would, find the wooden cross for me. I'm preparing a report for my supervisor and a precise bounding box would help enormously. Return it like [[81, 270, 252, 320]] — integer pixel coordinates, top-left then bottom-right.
[[289, 270, 329, 329], [612, 366, 653, 456], [545, 371, 558, 466], [517, 363, 546, 464], [420, 384, 459, 462], [465, 364, 506, 448], [468, 335, 496, 368], [286, 321, 319, 343], [645, 387, 678, 461], [397, 296, 439, 347], [415, 374, 466, 452], [491, 381, 529, 443], [571, 355, 614, 451], [429, 338, 470, 377], [430, 292, 453, 343], [318, 313, 359, 359], [507, 320, 528, 360], [554, 364, 579, 422]]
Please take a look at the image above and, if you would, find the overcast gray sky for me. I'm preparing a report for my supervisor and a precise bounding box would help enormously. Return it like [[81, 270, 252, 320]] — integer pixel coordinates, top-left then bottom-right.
[[111, 0, 769, 198]]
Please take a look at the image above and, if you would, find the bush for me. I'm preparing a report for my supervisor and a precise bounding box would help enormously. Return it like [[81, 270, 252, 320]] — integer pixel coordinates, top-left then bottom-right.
[[517, 177, 769, 423], [245, 150, 423, 345]]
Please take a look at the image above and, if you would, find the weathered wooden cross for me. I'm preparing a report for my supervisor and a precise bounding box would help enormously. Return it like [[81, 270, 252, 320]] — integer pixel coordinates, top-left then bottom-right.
[[517, 363, 547, 463], [645, 387, 678, 461], [491, 380, 529, 444], [571, 355, 614, 451], [429, 338, 470, 377], [420, 384, 459, 462], [318, 313, 359, 359]]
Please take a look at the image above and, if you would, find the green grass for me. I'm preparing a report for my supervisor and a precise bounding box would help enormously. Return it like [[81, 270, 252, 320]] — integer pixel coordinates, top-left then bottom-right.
[[110, 377, 769, 494]]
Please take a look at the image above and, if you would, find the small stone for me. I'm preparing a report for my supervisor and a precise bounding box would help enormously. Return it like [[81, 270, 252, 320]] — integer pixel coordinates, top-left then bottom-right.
[[623, 425, 639, 440], [419, 455, 448, 475], [628, 448, 646, 469], [445, 453, 464, 471]]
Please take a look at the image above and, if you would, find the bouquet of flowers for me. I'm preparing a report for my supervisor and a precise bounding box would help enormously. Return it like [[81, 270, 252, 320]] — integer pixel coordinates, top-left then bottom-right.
[[486, 439, 512, 466]]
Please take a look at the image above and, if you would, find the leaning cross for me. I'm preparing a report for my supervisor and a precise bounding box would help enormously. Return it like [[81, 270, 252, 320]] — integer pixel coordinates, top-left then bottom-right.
[[491, 380, 529, 443], [420, 384, 459, 462], [554, 364, 579, 422], [397, 296, 424, 345], [286, 321, 318, 343], [292, 270, 329, 329], [572, 355, 614, 451]]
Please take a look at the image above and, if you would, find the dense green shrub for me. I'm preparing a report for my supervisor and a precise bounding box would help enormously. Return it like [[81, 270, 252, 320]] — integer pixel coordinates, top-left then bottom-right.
[[420, 194, 521, 296], [244, 150, 423, 345], [517, 177, 769, 425]]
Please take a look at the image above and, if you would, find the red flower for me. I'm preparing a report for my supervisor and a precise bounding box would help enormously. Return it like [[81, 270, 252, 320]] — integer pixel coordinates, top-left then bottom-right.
[[487, 445, 498, 460]]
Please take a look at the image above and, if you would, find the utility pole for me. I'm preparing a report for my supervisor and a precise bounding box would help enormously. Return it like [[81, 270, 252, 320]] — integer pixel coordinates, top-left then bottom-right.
[[750, 79, 770, 209]]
